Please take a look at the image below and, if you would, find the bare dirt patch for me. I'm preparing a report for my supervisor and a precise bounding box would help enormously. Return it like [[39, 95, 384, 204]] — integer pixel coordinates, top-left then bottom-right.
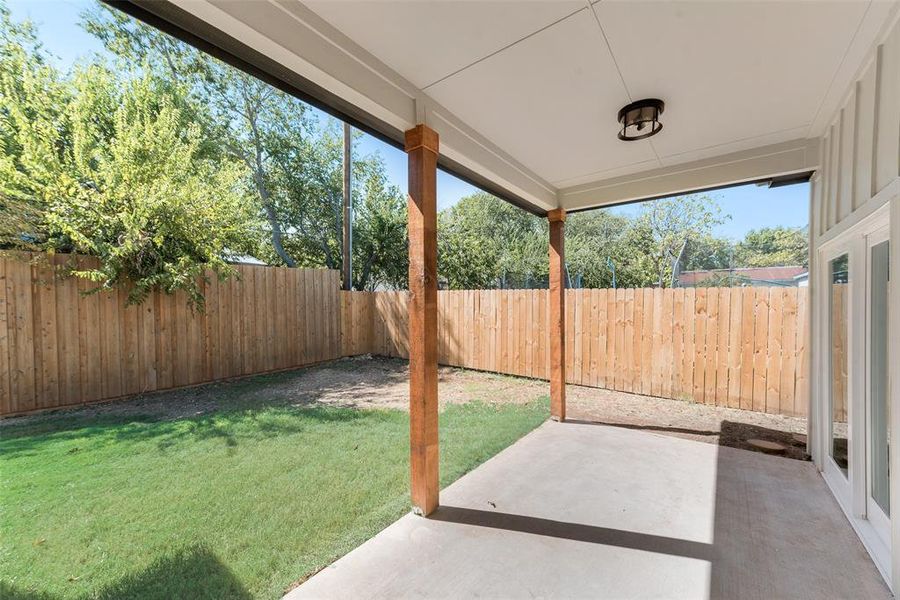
[[2, 356, 808, 460], [241, 355, 549, 411], [0, 356, 546, 426]]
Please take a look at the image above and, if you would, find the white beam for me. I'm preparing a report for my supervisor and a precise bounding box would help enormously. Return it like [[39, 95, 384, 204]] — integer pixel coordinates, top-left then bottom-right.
[[559, 139, 820, 211]]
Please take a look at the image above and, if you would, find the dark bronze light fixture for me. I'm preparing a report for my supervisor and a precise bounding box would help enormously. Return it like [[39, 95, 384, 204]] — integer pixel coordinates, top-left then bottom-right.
[[617, 98, 664, 141]]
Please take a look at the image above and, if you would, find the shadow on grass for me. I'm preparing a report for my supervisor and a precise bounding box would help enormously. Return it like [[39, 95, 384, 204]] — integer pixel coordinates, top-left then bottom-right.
[[0, 403, 385, 460], [0, 358, 417, 459], [0, 544, 250, 600]]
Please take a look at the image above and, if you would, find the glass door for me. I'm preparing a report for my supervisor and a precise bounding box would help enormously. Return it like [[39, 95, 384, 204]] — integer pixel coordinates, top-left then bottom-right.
[[826, 251, 852, 498], [818, 204, 893, 582], [866, 231, 890, 547]]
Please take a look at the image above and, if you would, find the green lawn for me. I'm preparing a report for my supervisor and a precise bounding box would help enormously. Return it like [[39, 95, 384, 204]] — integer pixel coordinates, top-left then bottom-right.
[[0, 371, 548, 600]]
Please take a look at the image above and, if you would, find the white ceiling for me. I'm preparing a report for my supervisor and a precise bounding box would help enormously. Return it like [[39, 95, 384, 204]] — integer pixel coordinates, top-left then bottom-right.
[[303, 0, 881, 188]]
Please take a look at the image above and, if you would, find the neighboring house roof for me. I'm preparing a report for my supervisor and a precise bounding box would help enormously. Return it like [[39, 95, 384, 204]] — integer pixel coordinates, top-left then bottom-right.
[[678, 266, 807, 286], [224, 253, 267, 266]]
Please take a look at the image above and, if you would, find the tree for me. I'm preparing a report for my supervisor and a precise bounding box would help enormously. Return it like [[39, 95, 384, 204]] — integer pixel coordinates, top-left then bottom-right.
[[0, 4, 67, 249], [436, 193, 732, 291], [1, 7, 261, 307], [83, 6, 307, 267], [735, 226, 808, 267], [438, 192, 546, 289], [681, 234, 734, 271], [565, 210, 642, 288], [350, 162, 407, 290], [82, 5, 409, 289], [628, 195, 727, 287]]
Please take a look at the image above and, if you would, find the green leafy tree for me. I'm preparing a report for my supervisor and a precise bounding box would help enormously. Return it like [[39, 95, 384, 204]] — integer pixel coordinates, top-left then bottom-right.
[[438, 192, 546, 289], [735, 225, 808, 267], [84, 5, 305, 267], [0, 4, 68, 249], [1, 7, 260, 307], [351, 162, 407, 290], [681, 234, 734, 271], [628, 195, 727, 287], [264, 120, 402, 277], [83, 5, 409, 289], [565, 210, 645, 288]]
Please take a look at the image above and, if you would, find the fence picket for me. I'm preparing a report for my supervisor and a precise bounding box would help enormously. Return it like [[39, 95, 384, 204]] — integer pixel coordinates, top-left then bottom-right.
[[0, 255, 341, 415], [338, 286, 812, 419]]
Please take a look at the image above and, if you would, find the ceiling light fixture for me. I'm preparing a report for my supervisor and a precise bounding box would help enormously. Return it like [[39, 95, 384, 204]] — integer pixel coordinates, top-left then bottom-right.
[[617, 98, 664, 141]]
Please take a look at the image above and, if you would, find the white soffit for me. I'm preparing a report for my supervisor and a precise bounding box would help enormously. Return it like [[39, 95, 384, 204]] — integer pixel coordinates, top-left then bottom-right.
[[425, 8, 658, 189], [304, 0, 585, 90], [165, 0, 897, 211], [301, 0, 893, 201], [595, 1, 869, 163]]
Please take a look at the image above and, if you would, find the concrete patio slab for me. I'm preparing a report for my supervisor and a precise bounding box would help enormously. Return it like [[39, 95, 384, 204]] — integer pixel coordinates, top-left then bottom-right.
[[287, 421, 890, 600]]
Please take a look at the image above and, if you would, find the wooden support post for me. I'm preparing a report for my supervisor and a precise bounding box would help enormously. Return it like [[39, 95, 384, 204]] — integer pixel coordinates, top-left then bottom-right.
[[406, 124, 439, 516], [548, 208, 566, 421]]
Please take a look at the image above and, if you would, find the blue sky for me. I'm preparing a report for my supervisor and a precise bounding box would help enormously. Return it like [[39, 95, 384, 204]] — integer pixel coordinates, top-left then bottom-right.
[[10, 0, 809, 239]]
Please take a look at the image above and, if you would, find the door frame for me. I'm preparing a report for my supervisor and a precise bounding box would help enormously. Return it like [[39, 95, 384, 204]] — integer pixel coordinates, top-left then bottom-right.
[[865, 225, 891, 548], [815, 200, 893, 582], [817, 234, 859, 512]]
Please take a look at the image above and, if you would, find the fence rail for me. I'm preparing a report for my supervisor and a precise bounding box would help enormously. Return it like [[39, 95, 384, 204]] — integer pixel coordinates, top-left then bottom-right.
[[0, 255, 340, 415], [342, 287, 810, 417]]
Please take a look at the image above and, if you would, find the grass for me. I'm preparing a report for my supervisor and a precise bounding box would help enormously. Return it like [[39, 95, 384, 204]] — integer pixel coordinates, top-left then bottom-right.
[[0, 370, 549, 600]]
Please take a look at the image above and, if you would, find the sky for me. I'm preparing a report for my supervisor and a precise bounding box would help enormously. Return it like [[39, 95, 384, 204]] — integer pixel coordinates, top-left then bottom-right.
[[9, 0, 809, 239]]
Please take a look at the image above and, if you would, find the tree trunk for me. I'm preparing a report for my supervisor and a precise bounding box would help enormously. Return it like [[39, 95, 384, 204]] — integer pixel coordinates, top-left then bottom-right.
[[254, 170, 296, 268], [356, 251, 376, 291], [246, 108, 296, 269]]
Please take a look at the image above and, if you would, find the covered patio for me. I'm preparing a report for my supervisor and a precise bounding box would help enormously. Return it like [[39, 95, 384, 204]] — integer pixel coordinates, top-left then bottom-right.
[[114, 0, 900, 594], [289, 421, 888, 599]]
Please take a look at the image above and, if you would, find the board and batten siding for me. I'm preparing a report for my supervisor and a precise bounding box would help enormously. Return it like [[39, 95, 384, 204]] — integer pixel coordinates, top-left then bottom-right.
[[808, 12, 900, 444], [811, 15, 900, 241], [806, 11, 900, 589]]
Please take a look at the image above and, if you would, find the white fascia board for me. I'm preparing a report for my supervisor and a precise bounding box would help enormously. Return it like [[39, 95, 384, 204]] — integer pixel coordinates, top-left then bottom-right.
[[558, 139, 821, 211], [167, 0, 558, 212]]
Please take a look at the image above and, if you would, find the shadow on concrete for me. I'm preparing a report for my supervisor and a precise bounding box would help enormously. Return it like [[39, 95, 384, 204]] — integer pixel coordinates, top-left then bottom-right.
[[0, 544, 250, 600], [565, 418, 809, 461], [429, 506, 714, 561], [565, 418, 719, 437]]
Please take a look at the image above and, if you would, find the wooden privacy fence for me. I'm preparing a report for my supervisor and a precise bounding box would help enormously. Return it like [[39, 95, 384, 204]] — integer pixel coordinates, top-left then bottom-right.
[[0, 255, 341, 415], [1, 253, 810, 419], [341, 287, 810, 417]]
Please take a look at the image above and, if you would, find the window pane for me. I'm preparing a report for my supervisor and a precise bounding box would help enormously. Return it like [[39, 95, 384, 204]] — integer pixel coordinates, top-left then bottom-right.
[[870, 240, 890, 515], [829, 253, 849, 477]]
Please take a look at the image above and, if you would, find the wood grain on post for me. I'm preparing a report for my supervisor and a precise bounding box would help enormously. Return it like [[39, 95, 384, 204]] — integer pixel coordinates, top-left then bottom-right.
[[405, 124, 440, 516], [548, 208, 566, 421]]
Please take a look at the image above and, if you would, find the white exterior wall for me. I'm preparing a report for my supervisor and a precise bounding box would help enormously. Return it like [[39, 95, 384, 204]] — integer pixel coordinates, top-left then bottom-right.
[[811, 17, 900, 244], [809, 12, 900, 589]]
